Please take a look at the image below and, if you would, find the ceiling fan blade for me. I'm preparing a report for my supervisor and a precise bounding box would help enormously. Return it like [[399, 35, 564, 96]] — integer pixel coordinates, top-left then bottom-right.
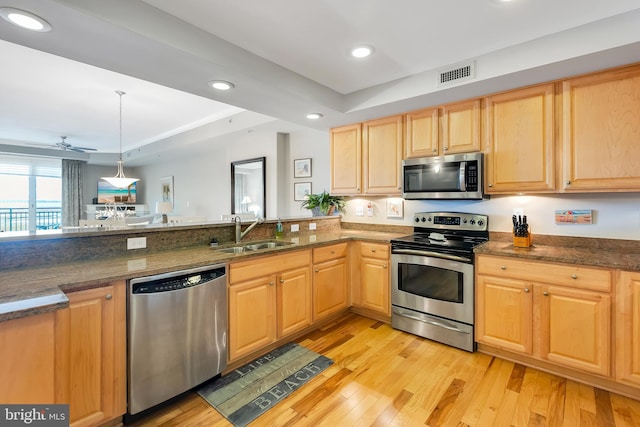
[[73, 146, 97, 151], [68, 147, 87, 153]]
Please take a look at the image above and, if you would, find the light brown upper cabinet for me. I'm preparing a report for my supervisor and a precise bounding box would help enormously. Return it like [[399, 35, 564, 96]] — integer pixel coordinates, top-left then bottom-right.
[[331, 115, 403, 195], [562, 64, 640, 192], [405, 99, 481, 159], [330, 123, 362, 195], [484, 84, 556, 193]]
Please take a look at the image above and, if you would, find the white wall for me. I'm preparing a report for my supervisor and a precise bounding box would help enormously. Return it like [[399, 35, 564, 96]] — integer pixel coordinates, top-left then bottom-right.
[[342, 193, 640, 240]]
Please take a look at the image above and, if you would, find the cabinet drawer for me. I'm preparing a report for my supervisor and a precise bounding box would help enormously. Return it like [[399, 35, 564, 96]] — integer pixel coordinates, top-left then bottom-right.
[[230, 249, 311, 284], [476, 255, 611, 292], [360, 242, 389, 260], [313, 242, 348, 264]]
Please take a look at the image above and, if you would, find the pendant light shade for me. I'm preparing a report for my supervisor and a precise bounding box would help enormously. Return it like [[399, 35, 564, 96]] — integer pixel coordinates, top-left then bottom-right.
[[102, 90, 139, 189]]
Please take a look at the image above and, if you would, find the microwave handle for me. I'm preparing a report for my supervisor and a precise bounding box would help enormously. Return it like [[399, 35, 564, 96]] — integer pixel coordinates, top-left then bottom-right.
[[459, 161, 466, 191]]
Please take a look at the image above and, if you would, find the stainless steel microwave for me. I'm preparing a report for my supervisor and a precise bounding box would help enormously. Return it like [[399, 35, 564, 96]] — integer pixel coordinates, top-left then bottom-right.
[[402, 152, 484, 200]]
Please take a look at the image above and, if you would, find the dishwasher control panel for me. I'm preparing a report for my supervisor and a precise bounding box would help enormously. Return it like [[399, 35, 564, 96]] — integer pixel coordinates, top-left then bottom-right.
[[131, 265, 226, 294]]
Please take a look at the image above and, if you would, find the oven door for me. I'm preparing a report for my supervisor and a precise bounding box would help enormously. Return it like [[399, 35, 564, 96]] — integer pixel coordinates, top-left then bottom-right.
[[391, 251, 474, 325]]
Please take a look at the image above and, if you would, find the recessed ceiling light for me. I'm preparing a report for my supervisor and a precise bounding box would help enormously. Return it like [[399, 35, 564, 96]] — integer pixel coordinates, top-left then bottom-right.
[[306, 113, 323, 120], [0, 8, 51, 32], [209, 80, 235, 90], [350, 45, 374, 59]]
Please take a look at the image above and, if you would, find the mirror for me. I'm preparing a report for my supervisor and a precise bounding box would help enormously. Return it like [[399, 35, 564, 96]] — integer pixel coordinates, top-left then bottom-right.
[[231, 157, 266, 219]]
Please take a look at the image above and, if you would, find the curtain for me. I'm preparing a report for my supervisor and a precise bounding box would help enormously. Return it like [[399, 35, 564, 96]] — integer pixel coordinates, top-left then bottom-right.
[[62, 159, 85, 227]]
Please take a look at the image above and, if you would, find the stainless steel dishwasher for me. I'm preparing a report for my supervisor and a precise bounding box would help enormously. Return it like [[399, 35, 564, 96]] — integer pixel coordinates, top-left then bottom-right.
[[127, 263, 227, 417]]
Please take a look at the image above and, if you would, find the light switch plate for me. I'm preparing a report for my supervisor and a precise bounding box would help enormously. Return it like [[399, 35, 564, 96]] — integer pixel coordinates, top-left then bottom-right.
[[290, 224, 299, 232], [127, 237, 147, 250], [355, 206, 364, 216]]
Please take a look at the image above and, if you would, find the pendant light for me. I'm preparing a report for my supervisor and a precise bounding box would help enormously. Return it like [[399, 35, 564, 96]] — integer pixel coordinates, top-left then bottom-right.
[[101, 90, 139, 189]]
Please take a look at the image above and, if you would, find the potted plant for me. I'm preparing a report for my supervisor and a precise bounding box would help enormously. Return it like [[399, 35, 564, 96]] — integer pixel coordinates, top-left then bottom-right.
[[301, 191, 346, 216]]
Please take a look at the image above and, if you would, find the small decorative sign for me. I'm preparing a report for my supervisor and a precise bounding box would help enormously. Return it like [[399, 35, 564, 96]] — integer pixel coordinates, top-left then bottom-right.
[[554, 209, 593, 224], [386, 199, 404, 218]]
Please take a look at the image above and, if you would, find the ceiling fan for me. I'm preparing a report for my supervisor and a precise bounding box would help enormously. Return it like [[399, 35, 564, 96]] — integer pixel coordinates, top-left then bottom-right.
[[55, 136, 97, 153]]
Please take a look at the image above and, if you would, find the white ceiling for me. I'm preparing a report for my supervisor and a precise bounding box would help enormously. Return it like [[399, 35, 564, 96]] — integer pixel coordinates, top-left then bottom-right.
[[0, 0, 639, 165]]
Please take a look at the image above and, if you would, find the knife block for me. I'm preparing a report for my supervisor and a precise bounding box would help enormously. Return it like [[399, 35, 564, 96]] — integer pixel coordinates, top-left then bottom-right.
[[513, 228, 532, 248]]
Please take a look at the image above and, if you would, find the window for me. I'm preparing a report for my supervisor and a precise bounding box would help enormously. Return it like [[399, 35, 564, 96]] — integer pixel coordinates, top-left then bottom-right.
[[0, 154, 61, 232]]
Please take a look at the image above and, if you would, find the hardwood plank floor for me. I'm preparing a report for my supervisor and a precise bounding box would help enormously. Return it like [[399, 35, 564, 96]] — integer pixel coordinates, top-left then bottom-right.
[[128, 314, 640, 427]]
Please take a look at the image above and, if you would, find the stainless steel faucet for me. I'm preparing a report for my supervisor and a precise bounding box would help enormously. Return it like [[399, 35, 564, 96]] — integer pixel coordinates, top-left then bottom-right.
[[235, 215, 264, 243]]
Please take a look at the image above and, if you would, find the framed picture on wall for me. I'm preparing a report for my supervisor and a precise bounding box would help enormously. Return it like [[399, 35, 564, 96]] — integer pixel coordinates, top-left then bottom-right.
[[386, 199, 404, 218], [160, 176, 174, 206], [294, 182, 312, 201], [294, 158, 312, 178]]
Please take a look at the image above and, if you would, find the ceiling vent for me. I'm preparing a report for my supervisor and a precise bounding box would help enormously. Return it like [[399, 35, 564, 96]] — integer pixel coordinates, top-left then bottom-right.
[[438, 61, 475, 87]]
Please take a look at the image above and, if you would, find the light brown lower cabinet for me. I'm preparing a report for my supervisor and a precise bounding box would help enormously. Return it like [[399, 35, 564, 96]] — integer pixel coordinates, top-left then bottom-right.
[[312, 243, 349, 321], [0, 312, 56, 404], [228, 249, 312, 361], [55, 281, 126, 427], [352, 241, 390, 317], [476, 255, 611, 377], [617, 271, 640, 387]]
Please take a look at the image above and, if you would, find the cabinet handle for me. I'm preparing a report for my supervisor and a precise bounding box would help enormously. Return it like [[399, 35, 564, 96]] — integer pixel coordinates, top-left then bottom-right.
[[543, 291, 549, 296], [371, 249, 376, 252], [488, 184, 493, 188], [383, 264, 387, 269], [565, 180, 571, 185], [524, 288, 530, 293], [279, 278, 285, 284], [443, 147, 448, 151], [571, 274, 577, 279], [314, 269, 319, 273], [432, 148, 437, 153], [105, 294, 112, 300], [330, 250, 335, 254], [269, 281, 275, 286], [500, 265, 506, 270]]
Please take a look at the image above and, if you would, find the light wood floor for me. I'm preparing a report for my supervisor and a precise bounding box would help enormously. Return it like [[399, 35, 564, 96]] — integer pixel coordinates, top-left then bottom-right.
[[128, 313, 640, 426]]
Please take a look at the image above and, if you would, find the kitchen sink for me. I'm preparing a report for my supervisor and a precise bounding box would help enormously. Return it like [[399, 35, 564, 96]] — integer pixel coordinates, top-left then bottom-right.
[[213, 240, 294, 254]]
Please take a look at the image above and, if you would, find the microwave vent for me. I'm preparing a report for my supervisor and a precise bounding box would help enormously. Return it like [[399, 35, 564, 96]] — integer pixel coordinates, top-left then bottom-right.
[[438, 61, 475, 87]]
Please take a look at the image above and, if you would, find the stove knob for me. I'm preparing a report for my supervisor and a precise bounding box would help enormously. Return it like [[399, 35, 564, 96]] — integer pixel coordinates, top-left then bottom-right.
[[477, 220, 484, 227], [469, 219, 476, 225], [415, 217, 420, 223], [422, 217, 427, 222], [462, 219, 468, 224]]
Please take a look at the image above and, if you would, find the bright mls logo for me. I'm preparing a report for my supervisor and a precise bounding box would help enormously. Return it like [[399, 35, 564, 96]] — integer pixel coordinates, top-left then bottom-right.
[[1, 405, 69, 426]]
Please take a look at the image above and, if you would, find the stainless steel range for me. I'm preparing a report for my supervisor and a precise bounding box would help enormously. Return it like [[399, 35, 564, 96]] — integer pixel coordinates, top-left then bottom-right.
[[391, 212, 488, 352]]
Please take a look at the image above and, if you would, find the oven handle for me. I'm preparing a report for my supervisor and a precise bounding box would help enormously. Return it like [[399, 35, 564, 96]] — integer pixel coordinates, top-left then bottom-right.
[[392, 249, 471, 263], [394, 309, 470, 335]]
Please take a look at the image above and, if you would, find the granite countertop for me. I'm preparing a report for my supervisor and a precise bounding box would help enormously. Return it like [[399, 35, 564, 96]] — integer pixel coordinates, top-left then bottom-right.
[[475, 240, 640, 271], [0, 229, 405, 323]]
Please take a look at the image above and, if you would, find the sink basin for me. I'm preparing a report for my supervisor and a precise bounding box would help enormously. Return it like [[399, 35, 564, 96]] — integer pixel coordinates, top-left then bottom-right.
[[213, 240, 294, 254]]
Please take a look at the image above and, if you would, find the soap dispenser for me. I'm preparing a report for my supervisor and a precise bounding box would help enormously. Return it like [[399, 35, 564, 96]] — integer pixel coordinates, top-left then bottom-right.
[[275, 218, 283, 239]]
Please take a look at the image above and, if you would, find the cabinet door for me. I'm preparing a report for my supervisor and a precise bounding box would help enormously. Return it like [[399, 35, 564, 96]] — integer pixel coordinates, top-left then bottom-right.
[[360, 257, 390, 316], [476, 275, 533, 354], [313, 257, 349, 321], [441, 99, 481, 154], [228, 276, 276, 361], [0, 313, 55, 404], [617, 271, 640, 386], [277, 266, 312, 337], [540, 285, 610, 376], [55, 283, 126, 427], [405, 107, 439, 158], [485, 84, 556, 193], [330, 123, 362, 195], [562, 65, 640, 191], [362, 115, 403, 195]]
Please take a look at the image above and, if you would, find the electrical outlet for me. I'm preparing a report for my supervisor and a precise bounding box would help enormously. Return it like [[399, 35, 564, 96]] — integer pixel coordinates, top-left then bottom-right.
[[290, 224, 299, 233], [513, 208, 525, 217], [309, 222, 317, 231], [355, 206, 364, 216], [127, 237, 147, 250], [367, 202, 373, 217]]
